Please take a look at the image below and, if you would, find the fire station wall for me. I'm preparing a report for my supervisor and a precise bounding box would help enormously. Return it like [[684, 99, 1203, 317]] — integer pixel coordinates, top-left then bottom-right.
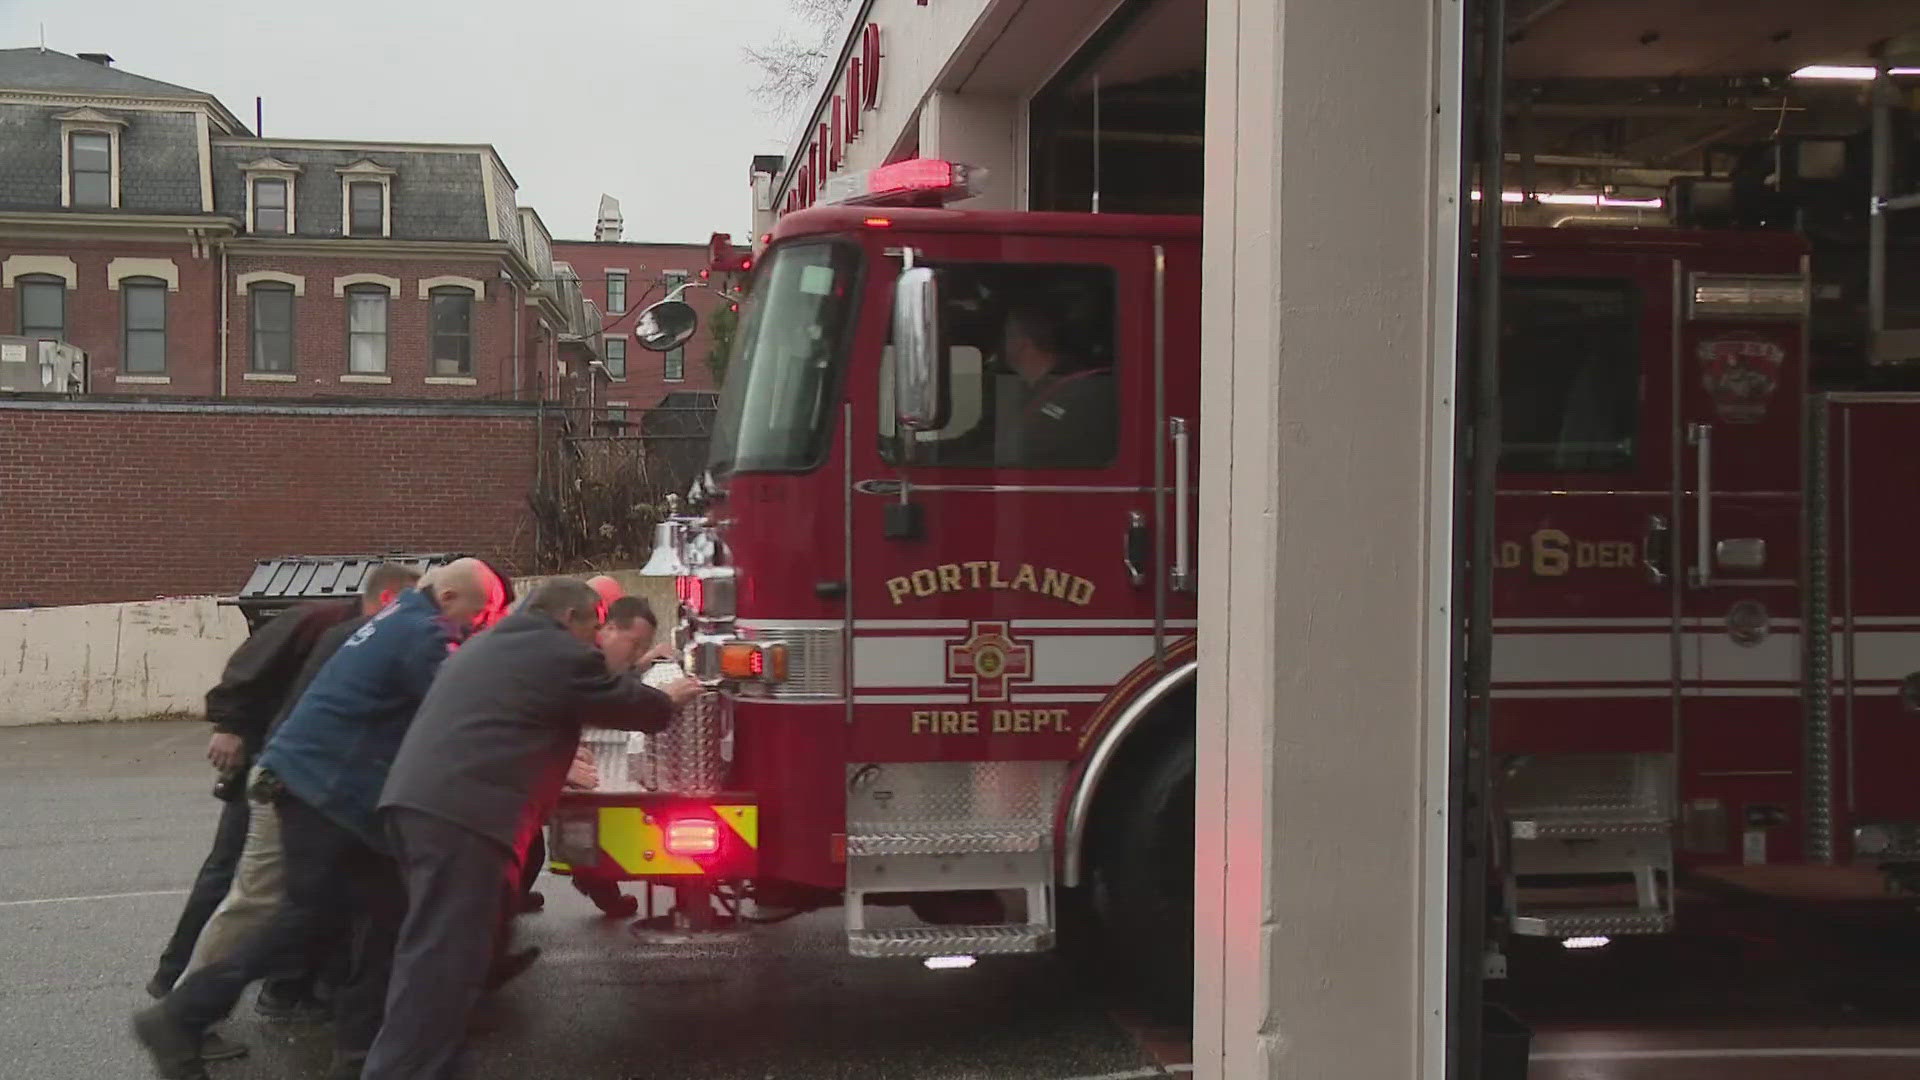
[[0, 238, 222, 395], [0, 401, 540, 609], [1194, 0, 1459, 1076], [222, 254, 517, 399]]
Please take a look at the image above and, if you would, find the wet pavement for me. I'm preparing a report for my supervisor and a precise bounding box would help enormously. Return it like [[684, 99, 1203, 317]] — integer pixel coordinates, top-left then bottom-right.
[[12, 718, 1920, 1079], [0, 720, 1162, 1080]]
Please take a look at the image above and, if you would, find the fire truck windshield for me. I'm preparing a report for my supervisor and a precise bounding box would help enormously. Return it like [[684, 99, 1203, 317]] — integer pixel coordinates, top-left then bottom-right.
[[709, 240, 862, 476]]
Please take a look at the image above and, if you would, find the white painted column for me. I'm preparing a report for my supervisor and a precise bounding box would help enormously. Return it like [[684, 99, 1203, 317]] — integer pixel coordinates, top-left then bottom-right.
[[1194, 0, 1465, 1076], [920, 91, 1020, 211]]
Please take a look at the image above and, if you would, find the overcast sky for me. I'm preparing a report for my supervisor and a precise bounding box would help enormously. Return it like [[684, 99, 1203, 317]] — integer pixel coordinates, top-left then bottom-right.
[[10, 0, 811, 243]]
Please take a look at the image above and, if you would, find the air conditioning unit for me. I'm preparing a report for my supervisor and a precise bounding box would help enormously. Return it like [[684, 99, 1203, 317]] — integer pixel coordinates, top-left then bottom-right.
[[0, 337, 88, 394]]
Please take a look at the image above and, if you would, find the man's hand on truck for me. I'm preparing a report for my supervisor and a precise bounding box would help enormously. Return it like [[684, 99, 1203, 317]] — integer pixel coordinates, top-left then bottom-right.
[[659, 676, 704, 709], [565, 746, 600, 791]]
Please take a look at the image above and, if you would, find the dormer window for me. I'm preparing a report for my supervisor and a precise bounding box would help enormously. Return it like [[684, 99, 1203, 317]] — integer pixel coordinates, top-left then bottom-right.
[[337, 159, 396, 238], [56, 108, 127, 209], [241, 156, 303, 235]]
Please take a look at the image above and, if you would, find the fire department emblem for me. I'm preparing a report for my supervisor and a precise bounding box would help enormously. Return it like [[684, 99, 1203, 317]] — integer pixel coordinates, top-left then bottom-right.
[[1699, 334, 1785, 423], [946, 621, 1034, 702]]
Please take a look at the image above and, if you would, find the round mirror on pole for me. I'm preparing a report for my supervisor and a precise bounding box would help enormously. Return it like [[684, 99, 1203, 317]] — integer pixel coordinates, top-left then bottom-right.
[[634, 300, 699, 352]]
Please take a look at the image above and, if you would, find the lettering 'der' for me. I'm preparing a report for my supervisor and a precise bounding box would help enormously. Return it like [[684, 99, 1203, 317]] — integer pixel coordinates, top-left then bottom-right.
[[886, 561, 1096, 606]]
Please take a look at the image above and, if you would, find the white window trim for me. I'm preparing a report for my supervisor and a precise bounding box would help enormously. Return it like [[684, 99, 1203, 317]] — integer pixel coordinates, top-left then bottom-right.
[[340, 374, 392, 384], [107, 257, 180, 292], [604, 333, 629, 381], [242, 372, 297, 382], [605, 267, 631, 313], [2, 255, 77, 289], [332, 273, 401, 298], [57, 108, 126, 210], [115, 375, 171, 385], [418, 275, 486, 301], [425, 376, 477, 386], [241, 158, 302, 235], [235, 270, 307, 297], [338, 159, 397, 239]]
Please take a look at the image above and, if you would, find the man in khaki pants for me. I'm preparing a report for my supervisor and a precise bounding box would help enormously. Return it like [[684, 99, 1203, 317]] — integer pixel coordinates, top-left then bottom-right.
[[180, 565, 422, 1010]]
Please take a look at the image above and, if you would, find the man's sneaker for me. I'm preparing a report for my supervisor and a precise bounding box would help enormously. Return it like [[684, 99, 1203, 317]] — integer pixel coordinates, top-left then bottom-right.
[[131, 1004, 209, 1080], [144, 974, 173, 1001], [520, 889, 546, 914], [256, 989, 330, 1023], [200, 1031, 248, 1062]]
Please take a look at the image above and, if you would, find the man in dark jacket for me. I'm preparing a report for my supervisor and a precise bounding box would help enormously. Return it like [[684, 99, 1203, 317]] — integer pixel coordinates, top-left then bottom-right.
[[363, 577, 701, 1080], [178, 563, 425, 1015], [134, 559, 507, 1080], [147, 594, 358, 1007]]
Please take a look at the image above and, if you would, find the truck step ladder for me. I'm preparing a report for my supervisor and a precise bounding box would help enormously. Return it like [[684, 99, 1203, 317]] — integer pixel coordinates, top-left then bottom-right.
[[843, 762, 1063, 958], [1500, 753, 1676, 938]]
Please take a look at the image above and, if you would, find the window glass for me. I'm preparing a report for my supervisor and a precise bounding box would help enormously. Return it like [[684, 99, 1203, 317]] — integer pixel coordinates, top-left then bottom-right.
[[665, 344, 684, 382], [606, 271, 627, 314], [1499, 278, 1641, 473], [605, 336, 627, 378], [122, 278, 167, 373], [71, 132, 111, 207], [254, 179, 288, 234], [430, 288, 473, 375], [349, 181, 384, 235], [347, 286, 389, 374], [250, 285, 295, 372], [19, 276, 64, 340], [879, 263, 1119, 469]]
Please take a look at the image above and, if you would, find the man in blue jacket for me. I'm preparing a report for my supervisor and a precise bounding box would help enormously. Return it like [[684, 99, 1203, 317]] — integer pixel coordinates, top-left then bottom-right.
[[133, 558, 508, 1080]]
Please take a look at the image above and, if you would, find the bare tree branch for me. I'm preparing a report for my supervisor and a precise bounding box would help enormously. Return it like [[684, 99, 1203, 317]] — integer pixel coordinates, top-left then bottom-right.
[[743, 0, 856, 121]]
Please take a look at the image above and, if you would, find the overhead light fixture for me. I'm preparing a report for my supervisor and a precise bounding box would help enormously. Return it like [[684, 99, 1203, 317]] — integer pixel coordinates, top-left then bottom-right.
[[923, 955, 977, 970], [1791, 64, 1920, 81], [1470, 191, 1665, 209], [1561, 936, 1612, 950]]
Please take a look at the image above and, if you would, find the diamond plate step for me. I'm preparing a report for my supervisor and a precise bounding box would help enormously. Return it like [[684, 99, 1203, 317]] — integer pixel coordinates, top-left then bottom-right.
[[848, 924, 1054, 958], [845, 827, 1051, 857], [1512, 908, 1673, 937], [1511, 813, 1671, 840]]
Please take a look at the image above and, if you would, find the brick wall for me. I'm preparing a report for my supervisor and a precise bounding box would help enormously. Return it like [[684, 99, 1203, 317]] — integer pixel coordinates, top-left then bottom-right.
[[0, 237, 221, 395], [225, 254, 518, 399], [551, 240, 738, 410], [0, 401, 542, 607]]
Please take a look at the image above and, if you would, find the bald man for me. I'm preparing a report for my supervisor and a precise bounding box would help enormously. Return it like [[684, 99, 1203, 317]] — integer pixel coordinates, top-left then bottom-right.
[[136, 559, 507, 1080]]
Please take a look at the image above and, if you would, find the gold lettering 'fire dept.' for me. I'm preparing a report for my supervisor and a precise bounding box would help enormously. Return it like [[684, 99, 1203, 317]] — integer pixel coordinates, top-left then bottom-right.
[[885, 562, 1096, 606]]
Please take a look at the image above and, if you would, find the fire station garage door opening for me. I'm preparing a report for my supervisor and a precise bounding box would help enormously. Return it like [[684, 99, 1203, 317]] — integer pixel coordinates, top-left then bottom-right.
[[1470, 1, 1920, 1075]]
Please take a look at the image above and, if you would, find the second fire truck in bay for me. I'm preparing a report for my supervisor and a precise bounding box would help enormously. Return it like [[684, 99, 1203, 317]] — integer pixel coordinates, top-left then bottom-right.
[[549, 138, 1920, 1008]]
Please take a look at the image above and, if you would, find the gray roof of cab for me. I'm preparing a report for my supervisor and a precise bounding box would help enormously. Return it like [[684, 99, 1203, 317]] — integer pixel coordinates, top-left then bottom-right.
[[0, 48, 214, 99]]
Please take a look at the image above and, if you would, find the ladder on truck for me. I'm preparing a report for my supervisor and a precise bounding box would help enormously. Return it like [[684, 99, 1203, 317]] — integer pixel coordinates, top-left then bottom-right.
[[1499, 753, 1676, 938], [842, 760, 1062, 958]]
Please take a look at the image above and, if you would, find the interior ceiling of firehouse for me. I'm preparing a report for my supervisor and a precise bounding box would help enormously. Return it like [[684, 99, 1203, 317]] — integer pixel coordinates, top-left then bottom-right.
[[1505, 0, 1920, 198]]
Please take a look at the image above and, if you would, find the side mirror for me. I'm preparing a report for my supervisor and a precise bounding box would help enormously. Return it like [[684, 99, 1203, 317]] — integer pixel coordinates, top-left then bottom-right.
[[892, 266, 945, 431], [634, 300, 698, 352]]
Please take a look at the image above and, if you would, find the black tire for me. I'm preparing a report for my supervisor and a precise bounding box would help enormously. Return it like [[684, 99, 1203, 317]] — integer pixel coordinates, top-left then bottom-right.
[[1089, 730, 1195, 1023]]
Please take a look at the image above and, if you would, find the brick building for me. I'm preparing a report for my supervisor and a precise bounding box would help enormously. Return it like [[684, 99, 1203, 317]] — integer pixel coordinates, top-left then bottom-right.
[[0, 48, 600, 402]]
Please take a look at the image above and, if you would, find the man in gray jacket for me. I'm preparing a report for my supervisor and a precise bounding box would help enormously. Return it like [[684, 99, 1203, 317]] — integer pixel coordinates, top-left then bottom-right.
[[365, 577, 702, 1080]]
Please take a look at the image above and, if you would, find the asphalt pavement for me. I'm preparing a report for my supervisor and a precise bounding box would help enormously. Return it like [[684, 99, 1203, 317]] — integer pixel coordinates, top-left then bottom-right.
[[0, 720, 1170, 1080]]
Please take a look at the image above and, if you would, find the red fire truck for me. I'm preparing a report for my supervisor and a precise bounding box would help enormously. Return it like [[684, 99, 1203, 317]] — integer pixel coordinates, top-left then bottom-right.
[[549, 154, 1920, 1005]]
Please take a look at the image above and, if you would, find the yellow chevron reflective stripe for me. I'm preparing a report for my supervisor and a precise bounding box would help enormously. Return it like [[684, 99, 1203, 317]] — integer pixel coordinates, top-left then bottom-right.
[[558, 803, 759, 878], [716, 805, 757, 848]]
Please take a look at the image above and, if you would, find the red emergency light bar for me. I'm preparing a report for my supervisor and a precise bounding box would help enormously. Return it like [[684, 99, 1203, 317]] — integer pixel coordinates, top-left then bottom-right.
[[821, 157, 985, 208]]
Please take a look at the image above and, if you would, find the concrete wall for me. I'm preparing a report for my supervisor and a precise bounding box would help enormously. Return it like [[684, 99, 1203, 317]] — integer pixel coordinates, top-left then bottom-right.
[[0, 596, 248, 726], [0, 569, 671, 727], [1193, 0, 1463, 1076]]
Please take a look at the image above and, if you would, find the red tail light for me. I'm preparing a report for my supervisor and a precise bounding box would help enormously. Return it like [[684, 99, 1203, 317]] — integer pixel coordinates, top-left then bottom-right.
[[664, 815, 722, 857]]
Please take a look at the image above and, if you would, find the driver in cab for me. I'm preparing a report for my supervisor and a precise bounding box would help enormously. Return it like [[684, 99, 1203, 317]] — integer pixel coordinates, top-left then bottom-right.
[[997, 298, 1116, 468]]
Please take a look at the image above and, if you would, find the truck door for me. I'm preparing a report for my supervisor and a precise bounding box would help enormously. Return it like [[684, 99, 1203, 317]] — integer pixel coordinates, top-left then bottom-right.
[[1493, 249, 1683, 936], [1674, 280, 1807, 868], [847, 237, 1183, 764]]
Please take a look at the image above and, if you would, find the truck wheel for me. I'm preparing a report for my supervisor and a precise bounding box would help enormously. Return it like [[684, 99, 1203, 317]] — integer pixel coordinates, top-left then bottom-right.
[[1091, 732, 1195, 1023]]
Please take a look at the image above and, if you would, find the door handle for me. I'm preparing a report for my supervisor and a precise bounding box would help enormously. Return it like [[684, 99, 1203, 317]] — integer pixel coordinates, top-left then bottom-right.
[[1169, 417, 1192, 592], [1124, 511, 1150, 587], [1642, 514, 1671, 587], [1688, 422, 1713, 588]]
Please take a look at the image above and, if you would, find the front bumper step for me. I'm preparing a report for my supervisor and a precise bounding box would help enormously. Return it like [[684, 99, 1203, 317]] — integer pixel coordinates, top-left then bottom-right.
[[849, 924, 1054, 958]]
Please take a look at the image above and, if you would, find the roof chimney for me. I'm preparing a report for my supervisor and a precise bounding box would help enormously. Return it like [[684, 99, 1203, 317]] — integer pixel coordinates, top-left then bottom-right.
[[77, 52, 115, 67]]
